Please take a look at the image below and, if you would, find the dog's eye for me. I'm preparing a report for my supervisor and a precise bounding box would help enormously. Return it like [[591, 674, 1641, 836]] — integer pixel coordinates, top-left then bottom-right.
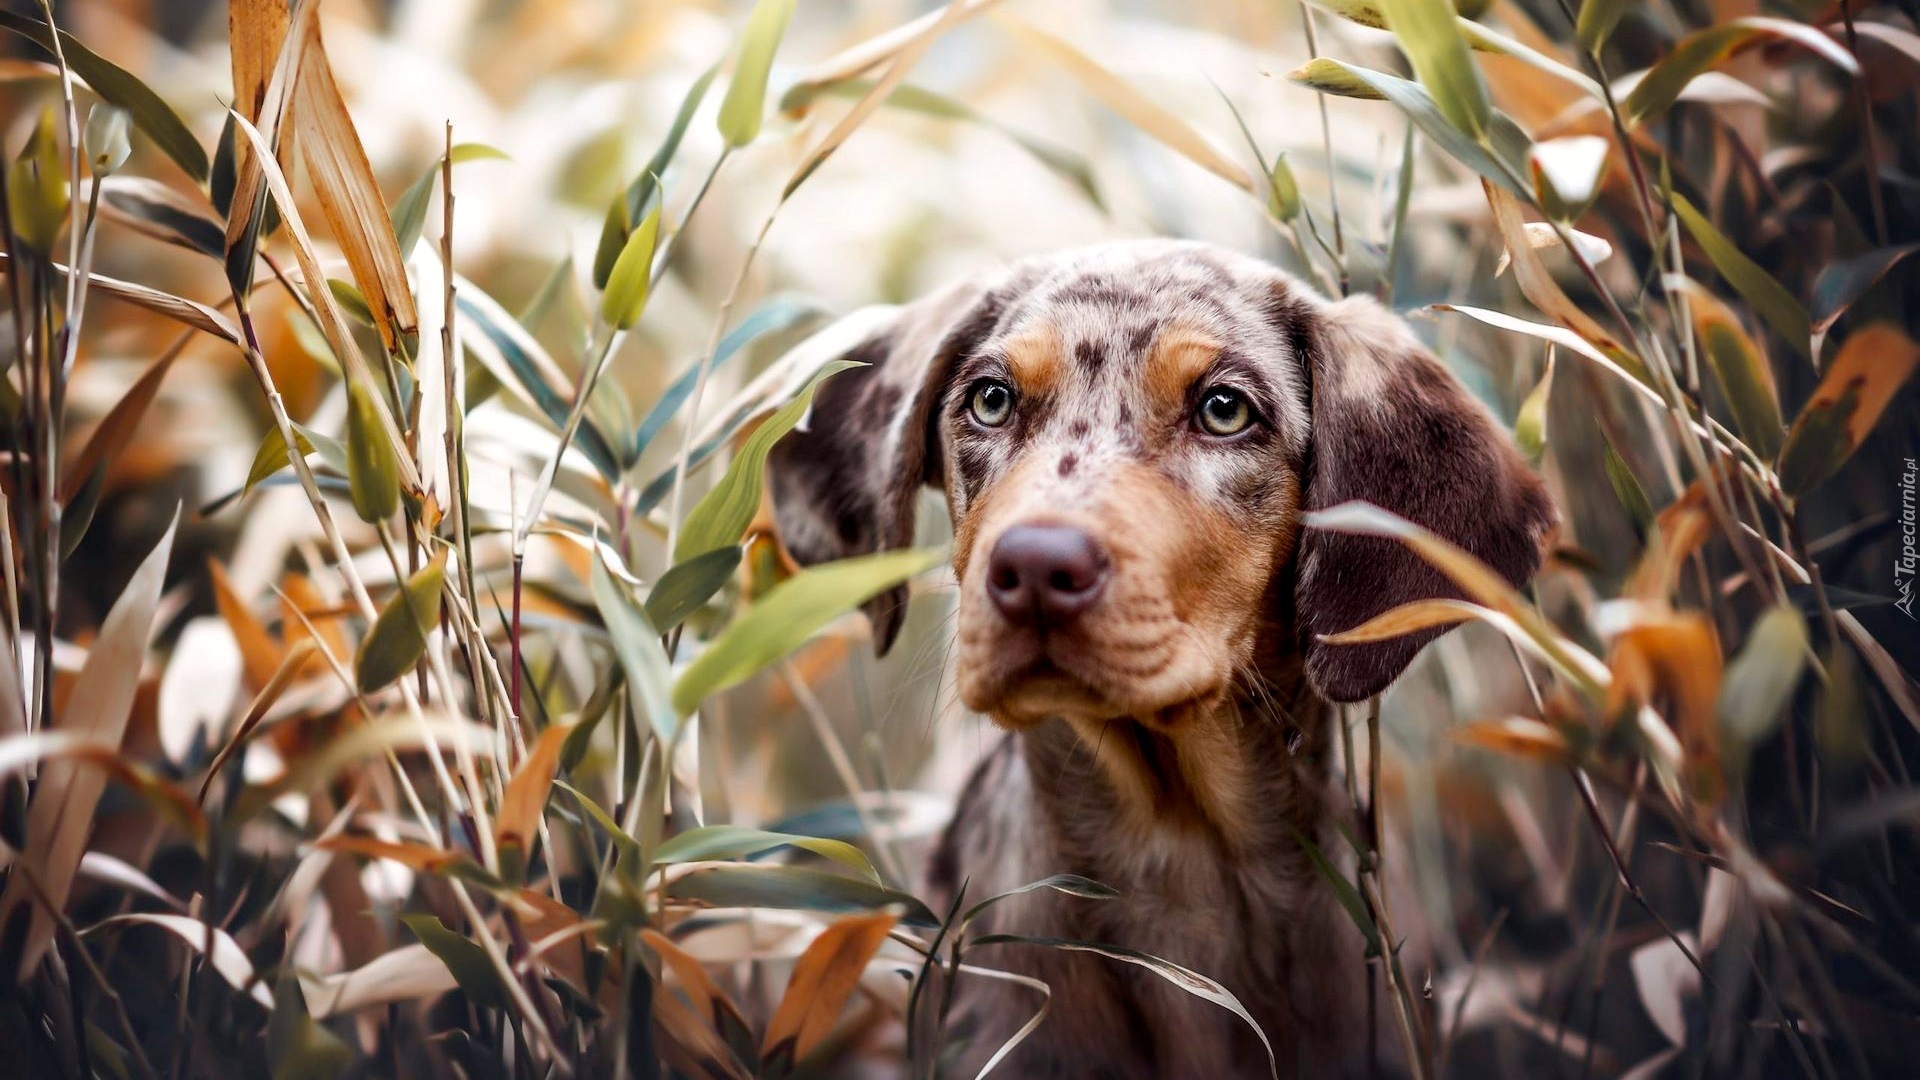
[[1195, 388, 1253, 436], [968, 379, 1015, 428]]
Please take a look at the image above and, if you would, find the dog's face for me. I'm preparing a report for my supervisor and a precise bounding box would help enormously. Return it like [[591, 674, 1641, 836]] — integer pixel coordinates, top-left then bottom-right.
[[771, 241, 1554, 721]]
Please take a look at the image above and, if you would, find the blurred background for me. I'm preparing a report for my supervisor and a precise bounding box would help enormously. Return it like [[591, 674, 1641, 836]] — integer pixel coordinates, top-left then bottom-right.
[[3, 0, 1918, 1077]]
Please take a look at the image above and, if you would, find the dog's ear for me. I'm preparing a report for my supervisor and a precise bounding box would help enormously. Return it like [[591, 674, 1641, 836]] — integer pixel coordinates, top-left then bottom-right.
[[768, 276, 1004, 654], [1291, 293, 1556, 703]]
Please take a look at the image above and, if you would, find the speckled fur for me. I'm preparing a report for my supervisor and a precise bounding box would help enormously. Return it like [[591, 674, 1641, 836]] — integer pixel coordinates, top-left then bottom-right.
[[768, 240, 1555, 1078]]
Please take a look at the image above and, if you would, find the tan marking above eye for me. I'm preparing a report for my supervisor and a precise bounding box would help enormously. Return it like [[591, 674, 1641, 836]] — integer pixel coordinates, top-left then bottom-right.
[[1143, 325, 1222, 418], [1003, 324, 1066, 398]]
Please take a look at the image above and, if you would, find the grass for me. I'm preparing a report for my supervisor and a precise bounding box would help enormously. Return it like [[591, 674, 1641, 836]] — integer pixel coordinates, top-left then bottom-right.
[[0, 0, 1917, 1077]]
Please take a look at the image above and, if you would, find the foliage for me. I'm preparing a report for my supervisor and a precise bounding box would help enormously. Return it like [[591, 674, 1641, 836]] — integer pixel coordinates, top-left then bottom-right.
[[0, 1, 1915, 1078]]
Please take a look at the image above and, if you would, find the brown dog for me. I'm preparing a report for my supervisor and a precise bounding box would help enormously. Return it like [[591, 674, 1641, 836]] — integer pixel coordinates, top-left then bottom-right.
[[769, 240, 1554, 1078]]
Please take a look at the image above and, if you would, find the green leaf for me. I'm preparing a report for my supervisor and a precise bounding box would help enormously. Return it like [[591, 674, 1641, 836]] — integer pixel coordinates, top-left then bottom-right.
[[1810, 245, 1920, 335], [345, 378, 400, 524], [553, 780, 643, 860], [1624, 17, 1857, 128], [244, 424, 349, 494], [630, 294, 825, 463], [267, 968, 352, 1080], [665, 864, 937, 927], [1575, 0, 1632, 55], [354, 554, 445, 695], [971, 934, 1280, 1080], [1287, 59, 1530, 195], [7, 107, 68, 254], [645, 545, 742, 632], [1379, 0, 1492, 141], [674, 359, 861, 563], [671, 548, 943, 716], [389, 143, 509, 255], [961, 874, 1121, 926], [1603, 442, 1653, 534], [1284, 825, 1379, 952], [1514, 352, 1552, 464], [1672, 193, 1810, 364], [717, 0, 797, 147], [1719, 605, 1809, 758], [594, 62, 721, 289], [1266, 153, 1302, 223], [589, 544, 677, 743], [651, 824, 878, 882], [0, 12, 209, 181], [599, 200, 662, 331], [400, 914, 508, 1010]]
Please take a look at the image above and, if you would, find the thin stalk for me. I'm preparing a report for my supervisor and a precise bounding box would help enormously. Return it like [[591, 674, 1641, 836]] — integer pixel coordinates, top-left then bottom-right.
[[1294, 1, 1346, 293]]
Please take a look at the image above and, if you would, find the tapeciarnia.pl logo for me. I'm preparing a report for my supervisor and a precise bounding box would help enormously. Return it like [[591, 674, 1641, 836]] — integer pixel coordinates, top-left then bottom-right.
[[1899, 457, 1917, 620]]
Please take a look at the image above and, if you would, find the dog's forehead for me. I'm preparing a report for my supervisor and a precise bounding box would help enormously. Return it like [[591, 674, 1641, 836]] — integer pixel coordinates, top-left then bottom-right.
[[968, 241, 1313, 450]]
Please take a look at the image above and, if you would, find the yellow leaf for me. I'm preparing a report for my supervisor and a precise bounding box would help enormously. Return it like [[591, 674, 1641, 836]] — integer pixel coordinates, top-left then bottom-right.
[[494, 723, 574, 856]]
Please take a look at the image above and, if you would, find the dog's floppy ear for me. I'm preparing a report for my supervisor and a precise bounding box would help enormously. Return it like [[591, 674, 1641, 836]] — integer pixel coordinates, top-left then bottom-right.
[[1291, 293, 1556, 703], [768, 276, 1004, 654]]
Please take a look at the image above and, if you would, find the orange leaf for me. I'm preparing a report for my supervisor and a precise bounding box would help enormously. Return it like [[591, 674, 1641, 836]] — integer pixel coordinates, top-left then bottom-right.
[[209, 559, 284, 690], [1607, 612, 1724, 806], [494, 723, 573, 856], [1452, 716, 1572, 762], [760, 912, 897, 1069], [643, 928, 752, 1045]]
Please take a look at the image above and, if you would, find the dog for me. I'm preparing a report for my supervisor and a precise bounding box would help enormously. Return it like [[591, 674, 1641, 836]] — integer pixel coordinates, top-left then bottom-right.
[[768, 240, 1555, 1078]]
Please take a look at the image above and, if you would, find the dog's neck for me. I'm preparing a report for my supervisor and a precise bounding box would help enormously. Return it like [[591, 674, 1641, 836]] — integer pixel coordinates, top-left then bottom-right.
[[1018, 656, 1337, 862]]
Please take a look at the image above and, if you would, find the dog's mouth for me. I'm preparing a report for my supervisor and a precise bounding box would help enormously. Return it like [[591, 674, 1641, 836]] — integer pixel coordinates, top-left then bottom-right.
[[958, 632, 1227, 730]]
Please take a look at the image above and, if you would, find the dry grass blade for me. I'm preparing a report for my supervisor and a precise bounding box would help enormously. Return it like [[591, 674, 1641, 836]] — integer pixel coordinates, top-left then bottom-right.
[[228, 109, 422, 494], [0, 512, 176, 981], [198, 638, 317, 804], [493, 722, 572, 857], [84, 913, 273, 1008], [1483, 181, 1628, 358], [290, 20, 418, 355], [228, 0, 288, 121], [0, 252, 240, 342], [994, 15, 1254, 195]]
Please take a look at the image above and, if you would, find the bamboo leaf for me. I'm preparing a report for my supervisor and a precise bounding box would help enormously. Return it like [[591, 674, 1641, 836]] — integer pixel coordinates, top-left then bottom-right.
[[590, 543, 677, 743], [1576, 0, 1632, 55], [600, 201, 662, 331], [1719, 605, 1809, 758], [1665, 276, 1784, 459], [84, 914, 272, 1009], [961, 874, 1120, 926], [1515, 352, 1553, 462], [390, 143, 508, 256], [595, 62, 721, 288], [345, 378, 400, 524], [717, 0, 796, 147], [1672, 193, 1810, 363], [268, 967, 351, 1080], [291, 23, 418, 355], [1624, 18, 1857, 127], [761, 913, 897, 1070], [1452, 716, 1572, 762], [1777, 324, 1920, 494], [1810, 244, 1920, 335], [997, 15, 1254, 193], [400, 914, 508, 1010], [1379, 0, 1492, 141], [1290, 60, 1532, 196], [646, 546, 743, 632], [630, 295, 825, 463], [651, 824, 877, 882], [0, 12, 209, 181], [971, 934, 1281, 1080], [665, 864, 938, 928], [0, 513, 176, 981], [354, 553, 445, 695], [671, 548, 943, 716], [494, 723, 574, 866], [675, 359, 861, 563], [7, 106, 68, 253]]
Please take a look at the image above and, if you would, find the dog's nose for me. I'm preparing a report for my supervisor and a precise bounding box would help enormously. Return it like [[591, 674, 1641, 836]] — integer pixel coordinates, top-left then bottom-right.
[[986, 525, 1109, 627]]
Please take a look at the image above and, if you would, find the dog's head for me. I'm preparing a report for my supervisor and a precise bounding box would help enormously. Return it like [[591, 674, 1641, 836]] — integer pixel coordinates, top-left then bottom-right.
[[770, 240, 1554, 727]]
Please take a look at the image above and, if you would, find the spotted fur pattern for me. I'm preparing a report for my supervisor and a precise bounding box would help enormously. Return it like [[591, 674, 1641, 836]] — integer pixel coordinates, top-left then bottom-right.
[[767, 239, 1555, 1078]]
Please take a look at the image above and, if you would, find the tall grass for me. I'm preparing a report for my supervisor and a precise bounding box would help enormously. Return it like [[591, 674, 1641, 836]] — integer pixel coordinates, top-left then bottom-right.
[[0, 1, 1915, 1078]]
